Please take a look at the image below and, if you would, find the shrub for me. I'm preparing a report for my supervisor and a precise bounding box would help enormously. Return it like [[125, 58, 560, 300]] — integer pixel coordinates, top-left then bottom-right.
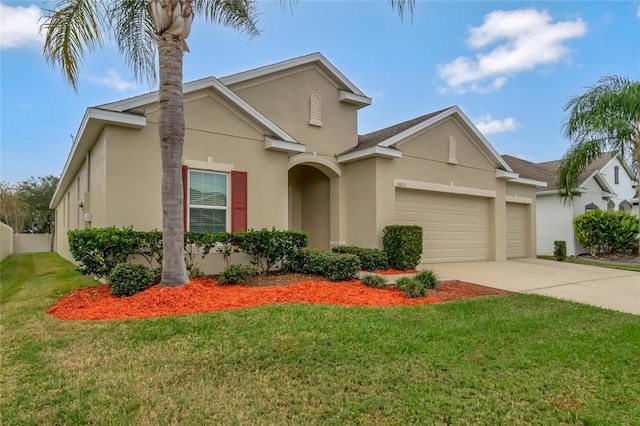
[[109, 262, 153, 297], [395, 276, 426, 299], [324, 253, 361, 281], [331, 246, 388, 271], [68, 227, 140, 279], [553, 240, 567, 261], [574, 210, 639, 255], [290, 248, 327, 275], [360, 274, 388, 289], [382, 225, 423, 270], [238, 228, 309, 274], [415, 269, 438, 289], [218, 264, 258, 285]]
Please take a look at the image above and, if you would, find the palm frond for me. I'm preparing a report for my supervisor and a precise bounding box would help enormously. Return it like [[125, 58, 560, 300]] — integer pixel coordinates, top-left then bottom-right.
[[42, 0, 108, 91], [194, 0, 260, 38], [109, 0, 158, 87], [388, 0, 415, 21]]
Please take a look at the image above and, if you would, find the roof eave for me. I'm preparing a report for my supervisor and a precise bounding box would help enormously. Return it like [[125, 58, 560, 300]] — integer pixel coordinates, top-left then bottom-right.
[[337, 145, 402, 164]]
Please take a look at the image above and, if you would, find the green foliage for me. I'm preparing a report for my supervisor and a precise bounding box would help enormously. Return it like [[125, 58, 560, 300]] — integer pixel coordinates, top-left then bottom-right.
[[324, 253, 361, 281], [395, 276, 426, 298], [238, 228, 309, 274], [138, 230, 163, 268], [68, 227, 140, 279], [290, 248, 327, 275], [1, 175, 59, 235], [109, 262, 153, 297], [382, 225, 423, 270], [331, 246, 388, 271], [574, 210, 639, 255], [360, 274, 388, 289], [415, 269, 439, 290], [218, 264, 258, 285], [553, 241, 567, 261]]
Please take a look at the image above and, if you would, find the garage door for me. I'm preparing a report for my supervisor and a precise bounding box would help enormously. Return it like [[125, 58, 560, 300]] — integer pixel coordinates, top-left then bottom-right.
[[395, 189, 490, 263], [506, 203, 526, 258]]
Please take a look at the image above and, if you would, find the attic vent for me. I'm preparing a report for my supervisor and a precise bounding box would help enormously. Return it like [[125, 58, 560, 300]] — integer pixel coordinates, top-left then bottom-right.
[[448, 136, 458, 164], [309, 94, 322, 127]]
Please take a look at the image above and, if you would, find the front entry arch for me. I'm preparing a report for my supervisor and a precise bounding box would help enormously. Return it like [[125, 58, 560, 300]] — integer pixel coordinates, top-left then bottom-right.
[[288, 163, 336, 251]]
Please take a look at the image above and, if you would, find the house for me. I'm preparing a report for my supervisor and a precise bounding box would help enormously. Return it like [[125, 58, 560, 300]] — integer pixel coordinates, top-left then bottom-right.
[[503, 153, 639, 256], [50, 53, 546, 273]]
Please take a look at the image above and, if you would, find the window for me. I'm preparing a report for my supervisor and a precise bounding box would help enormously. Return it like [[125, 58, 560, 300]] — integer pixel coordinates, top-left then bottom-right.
[[188, 170, 228, 233], [614, 166, 619, 184], [585, 202, 599, 212]]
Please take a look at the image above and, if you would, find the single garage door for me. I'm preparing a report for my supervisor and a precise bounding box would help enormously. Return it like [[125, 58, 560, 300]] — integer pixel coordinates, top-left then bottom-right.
[[506, 203, 526, 258], [395, 189, 490, 263]]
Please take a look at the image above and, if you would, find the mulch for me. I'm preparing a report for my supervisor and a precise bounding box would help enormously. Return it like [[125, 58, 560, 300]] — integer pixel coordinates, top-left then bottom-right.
[[47, 273, 510, 321]]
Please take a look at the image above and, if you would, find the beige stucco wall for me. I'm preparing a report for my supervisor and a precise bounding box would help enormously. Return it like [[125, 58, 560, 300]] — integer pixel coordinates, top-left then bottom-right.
[[228, 64, 360, 158], [0, 222, 13, 262]]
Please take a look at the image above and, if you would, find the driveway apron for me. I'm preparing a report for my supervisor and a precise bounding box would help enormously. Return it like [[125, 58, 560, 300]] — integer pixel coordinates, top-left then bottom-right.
[[423, 258, 640, 315]]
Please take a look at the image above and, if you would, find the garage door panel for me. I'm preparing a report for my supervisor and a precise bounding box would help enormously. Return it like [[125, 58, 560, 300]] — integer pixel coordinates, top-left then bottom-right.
[[395, 190, 490, 263], [506, 203, 526, 258]]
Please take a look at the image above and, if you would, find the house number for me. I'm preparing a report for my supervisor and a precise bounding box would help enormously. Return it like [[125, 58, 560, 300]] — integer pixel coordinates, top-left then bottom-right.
[[396, 181, 407, 188]]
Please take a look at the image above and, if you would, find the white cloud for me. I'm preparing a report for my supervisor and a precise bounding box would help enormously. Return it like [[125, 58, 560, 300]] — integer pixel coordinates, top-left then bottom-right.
[[0, 3, 44, 49], [437, 9, 587, 94], [87, 70, 138, 92], [474, 114, 519, 134]]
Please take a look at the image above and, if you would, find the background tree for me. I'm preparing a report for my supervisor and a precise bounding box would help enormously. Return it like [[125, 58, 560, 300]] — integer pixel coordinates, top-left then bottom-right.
[[42, 0, 415, 287], [15, 175, 59, 234], [0, 183, 29, 233], [557, 76, 640, 199]]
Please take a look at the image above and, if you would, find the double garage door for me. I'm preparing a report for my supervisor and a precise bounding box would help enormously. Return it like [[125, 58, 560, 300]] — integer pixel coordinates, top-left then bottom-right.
[[395, 190, 527, 262], [395, 190, 490, 263]]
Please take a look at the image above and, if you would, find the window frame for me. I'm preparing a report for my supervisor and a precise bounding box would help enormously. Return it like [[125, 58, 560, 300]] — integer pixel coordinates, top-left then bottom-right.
[[186, 169, 230, 233]]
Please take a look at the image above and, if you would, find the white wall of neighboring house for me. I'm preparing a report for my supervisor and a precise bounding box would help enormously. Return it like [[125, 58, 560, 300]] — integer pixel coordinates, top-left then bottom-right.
[[536, 195, 576, 256], [599, 158, 638, 214]]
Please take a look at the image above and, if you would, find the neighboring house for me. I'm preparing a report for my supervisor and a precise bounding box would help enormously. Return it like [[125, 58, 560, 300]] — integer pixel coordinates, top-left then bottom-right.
[[503, 153, 639, 256], [50, 53, 546, 273]]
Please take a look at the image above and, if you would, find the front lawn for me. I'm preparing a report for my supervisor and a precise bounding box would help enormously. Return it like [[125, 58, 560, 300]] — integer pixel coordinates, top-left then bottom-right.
[[2, 253, 639, 425]]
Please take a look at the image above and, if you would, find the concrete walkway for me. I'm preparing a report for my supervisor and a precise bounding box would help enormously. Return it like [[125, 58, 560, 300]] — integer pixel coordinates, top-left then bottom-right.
[[421, 258, 640, 315]]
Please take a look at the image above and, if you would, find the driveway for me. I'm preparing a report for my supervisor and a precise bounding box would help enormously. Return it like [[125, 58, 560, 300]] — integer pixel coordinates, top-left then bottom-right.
[[424, 258, 640, 315]]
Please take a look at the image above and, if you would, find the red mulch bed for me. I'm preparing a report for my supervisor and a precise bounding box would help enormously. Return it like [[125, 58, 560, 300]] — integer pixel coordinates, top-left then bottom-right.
[[47, 275, 510, 321], [373, 268, 419, 275]]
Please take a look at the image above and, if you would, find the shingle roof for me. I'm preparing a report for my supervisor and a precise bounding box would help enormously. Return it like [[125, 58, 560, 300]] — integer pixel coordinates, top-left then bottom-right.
[[343, 107, 454, 154], [502, 152, 617, 192]]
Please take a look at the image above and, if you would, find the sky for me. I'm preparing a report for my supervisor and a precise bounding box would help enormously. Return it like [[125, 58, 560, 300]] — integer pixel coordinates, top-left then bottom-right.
[[1, 0, 639, 184]]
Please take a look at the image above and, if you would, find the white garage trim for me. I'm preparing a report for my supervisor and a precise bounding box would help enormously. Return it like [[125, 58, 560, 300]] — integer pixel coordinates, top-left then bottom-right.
[[394, 179, 496, 198], [506, 195, 532, 204]]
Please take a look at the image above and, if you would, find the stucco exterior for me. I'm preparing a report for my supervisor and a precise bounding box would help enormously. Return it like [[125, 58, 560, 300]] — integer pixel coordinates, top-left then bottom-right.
[[50, 53, 543, 273]]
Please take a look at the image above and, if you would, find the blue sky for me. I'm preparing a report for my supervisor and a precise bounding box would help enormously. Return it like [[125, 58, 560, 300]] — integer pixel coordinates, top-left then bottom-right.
[[1, 0, 639, 183]]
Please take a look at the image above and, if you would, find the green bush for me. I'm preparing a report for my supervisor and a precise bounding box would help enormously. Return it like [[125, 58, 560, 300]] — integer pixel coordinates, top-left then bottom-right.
[[238, 228, 309, 274], [415, 269, 438, 289], [324, 253, 361, 281], [395, 276, 426, 299], [218, 264, 258, 285], [331, 246, 388, 271], [109, 262, 153, 297], [290, 248, 327, 275], [360, 274, 388, 289], [574, 210, 639, 255], [553, 241, 567, 261], [68, 227, 140, 279], [382, 225, 423, 270]]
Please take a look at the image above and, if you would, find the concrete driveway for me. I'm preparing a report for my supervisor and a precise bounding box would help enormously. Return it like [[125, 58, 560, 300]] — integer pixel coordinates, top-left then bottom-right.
[[424, 258, 640, 315]]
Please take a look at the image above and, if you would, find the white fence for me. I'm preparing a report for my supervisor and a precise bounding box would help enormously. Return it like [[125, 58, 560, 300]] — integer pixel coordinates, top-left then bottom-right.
[[0, 222, 52, 262]]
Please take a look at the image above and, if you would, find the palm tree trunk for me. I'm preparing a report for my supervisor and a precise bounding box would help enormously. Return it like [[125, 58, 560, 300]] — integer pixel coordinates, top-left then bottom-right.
[[158, 32, 188, 287]]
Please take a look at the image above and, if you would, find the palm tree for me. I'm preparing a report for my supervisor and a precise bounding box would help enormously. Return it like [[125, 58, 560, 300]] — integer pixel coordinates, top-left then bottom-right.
[[557, 76, 640, 200], [42, 0, 415, 287]]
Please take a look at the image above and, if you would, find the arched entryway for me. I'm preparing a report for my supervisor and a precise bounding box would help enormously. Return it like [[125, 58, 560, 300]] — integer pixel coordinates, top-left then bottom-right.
[[288, 156, 341, 251]]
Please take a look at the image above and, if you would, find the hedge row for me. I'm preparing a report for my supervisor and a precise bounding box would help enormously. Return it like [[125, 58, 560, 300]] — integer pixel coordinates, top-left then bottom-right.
[[573, 210, 639, 255], [289, 248, 361, 281], [331, 246, 388, 271]]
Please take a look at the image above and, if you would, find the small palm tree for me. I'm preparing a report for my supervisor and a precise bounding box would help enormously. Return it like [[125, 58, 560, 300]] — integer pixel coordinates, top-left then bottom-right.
[[557, 76, 640, 199], [42, 0, 415, 287]]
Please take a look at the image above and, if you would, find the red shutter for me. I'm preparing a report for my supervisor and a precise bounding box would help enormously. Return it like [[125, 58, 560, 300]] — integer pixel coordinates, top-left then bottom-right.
[[231, 171, 248, 232], [182, 165, 188, 231]]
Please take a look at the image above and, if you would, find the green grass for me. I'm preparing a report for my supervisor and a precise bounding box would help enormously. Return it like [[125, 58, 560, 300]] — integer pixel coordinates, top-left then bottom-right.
[[538, 254, 640, 272], [2, 253, 640, 425]]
